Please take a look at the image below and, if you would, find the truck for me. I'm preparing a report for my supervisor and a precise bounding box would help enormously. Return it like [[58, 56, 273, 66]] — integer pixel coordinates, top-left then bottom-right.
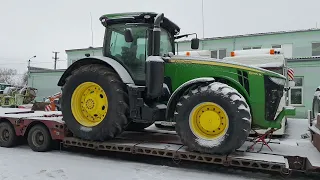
[[156, 48, 295, 136], [0, 12, 319, 176]]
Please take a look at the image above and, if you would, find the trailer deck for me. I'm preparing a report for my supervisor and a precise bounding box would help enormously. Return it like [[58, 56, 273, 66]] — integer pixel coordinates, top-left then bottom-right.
[[0, 108, 319, 176]]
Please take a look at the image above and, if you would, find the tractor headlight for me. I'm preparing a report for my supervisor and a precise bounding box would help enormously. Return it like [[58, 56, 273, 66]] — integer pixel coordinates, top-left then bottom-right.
[[269, 77, 286, 86]]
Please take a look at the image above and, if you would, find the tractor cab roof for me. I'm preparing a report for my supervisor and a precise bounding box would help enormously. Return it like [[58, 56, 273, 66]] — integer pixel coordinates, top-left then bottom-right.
[[99, 12, 181, 36]]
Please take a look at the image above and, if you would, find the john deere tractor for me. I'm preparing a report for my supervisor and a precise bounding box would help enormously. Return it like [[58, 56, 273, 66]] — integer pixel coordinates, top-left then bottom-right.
[[58, 12, 295, 155]]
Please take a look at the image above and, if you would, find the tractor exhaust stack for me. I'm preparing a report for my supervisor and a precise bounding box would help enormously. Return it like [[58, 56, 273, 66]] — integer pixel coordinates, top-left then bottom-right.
[[146, 13, 165, 99]]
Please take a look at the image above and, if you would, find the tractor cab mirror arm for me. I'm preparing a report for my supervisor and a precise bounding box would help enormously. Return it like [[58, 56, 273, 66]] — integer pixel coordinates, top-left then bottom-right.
[[124, 28, 134, 42], [174, 33, 199, 50]]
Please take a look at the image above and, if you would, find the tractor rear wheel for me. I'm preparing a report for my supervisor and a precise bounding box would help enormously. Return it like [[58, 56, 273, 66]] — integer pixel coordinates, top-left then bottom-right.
[[61, 64, 129, 141], [175, 82, 252, 155]]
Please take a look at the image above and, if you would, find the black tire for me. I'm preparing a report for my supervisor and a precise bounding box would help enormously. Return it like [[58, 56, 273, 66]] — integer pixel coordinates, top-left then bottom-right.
[[175, 82, 252, 155], [125, 122, 153, 131], [0, 121, 18, 147], [27, 124, 52, 152], [312, 90, 320, 119], [61, 64, 129, 141]]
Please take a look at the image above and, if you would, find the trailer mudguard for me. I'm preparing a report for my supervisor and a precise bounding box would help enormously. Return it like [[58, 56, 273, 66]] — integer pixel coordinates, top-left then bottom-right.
[[165, 77, 215, 121], [57, 56, 134, 86]]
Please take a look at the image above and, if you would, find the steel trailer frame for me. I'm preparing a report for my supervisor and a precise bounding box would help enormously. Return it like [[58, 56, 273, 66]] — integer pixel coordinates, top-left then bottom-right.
[[0, 108, 319, 177]]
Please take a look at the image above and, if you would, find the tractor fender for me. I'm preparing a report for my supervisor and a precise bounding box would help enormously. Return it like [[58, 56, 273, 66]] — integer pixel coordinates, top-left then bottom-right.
[[57, 56, 134, 86], [165, 77, 215, 120]]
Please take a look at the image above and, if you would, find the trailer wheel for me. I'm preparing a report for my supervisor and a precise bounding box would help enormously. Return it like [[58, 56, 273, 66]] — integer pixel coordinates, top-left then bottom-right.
[[27, 124, 52, 152], [61, 64, 129, 141], [0, 122, 18, 148], [175, 82, 252, 155]]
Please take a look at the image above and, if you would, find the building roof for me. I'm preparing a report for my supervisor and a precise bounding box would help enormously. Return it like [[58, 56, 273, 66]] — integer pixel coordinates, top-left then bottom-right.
[[178, 28, 320, 43], [30, 66, 65, 73], [287, 56, 320, 62], [65, 46, 102, 53], [65, 28, 320, 52]]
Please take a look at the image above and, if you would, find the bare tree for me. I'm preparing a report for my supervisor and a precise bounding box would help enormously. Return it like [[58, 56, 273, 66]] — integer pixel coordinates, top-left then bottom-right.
[[21, 71, 28, 86], [0, 68, 17, 85]]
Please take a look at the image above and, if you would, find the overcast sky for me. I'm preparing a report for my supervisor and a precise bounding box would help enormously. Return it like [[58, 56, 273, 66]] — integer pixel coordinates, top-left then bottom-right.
[[0, 0, 319, 76]]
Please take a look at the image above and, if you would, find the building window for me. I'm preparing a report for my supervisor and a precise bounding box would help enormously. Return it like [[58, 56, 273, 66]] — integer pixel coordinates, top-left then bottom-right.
[[289, 77, 303, 106], [219, 49, 227, 59], [243, 46, 261, 50], [272, 45, 281, 48], [211, 50, 217, 58], [312, 42, 320, 56], [211, 49, 227, 59]]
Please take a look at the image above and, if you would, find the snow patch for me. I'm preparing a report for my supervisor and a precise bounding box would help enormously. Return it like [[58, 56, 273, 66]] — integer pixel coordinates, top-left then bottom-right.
[[80, 126, 92, 132], [195, 135, 226, 148], [242, 117, 251, 122], [221, 87, 233, 96], [156, 104, 167, 109], [238, 104, 250, 113], [210, 83, 222, 91], [255, 62, 284, 68], [230, 94, 243, 101], [191, 89, 198, 94]]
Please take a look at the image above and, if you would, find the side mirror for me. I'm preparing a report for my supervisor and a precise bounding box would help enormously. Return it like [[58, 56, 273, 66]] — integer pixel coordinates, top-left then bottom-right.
[[124, 28, 133, 42], [191, 38, 199, 50]]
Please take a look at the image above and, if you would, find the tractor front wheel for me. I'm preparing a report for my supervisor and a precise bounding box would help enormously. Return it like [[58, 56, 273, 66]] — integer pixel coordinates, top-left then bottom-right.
[[61, 64, 129, 141], [175, 82, 252, 155]]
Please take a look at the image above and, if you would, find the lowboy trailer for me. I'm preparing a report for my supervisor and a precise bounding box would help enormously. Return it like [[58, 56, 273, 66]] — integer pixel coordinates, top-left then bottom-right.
[[0, 108, 319, 177]]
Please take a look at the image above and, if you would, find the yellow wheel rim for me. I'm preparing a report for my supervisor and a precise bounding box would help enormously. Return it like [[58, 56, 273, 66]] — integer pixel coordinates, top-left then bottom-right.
[[71, 82, 108, 127], [189, 102, 229, 140]]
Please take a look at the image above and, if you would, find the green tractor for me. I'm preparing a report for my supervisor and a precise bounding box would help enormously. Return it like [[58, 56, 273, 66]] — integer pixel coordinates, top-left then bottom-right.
[[58, 12, 295, 155]]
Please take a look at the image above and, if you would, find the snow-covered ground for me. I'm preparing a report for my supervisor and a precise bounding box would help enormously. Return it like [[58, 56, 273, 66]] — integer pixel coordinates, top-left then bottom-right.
[[0, 118, 318, 180], [0, 145, 272, 180]]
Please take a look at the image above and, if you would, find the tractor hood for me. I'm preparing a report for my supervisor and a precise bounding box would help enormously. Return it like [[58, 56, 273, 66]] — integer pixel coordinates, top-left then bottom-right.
[[169, 55, 286, 79]]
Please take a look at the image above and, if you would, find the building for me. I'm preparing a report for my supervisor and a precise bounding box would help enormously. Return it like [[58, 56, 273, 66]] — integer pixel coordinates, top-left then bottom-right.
[[286, 57, 320, 118], [66, 46, 102, 67], [177, 28, 320, 59], [30, 28, 320, 118], [27, 67, 65, 102]]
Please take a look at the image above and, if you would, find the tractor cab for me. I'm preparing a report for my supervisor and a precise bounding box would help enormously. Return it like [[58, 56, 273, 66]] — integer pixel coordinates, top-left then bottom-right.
[[99, 12, 199, 84]]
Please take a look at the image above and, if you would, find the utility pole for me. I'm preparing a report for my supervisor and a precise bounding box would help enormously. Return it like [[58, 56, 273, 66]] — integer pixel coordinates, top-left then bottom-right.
[[27, 55, 36, 85], [52, 51, 59, 70], [90, 12, 94, 46], [201, 0, 205, 39], [201, 0, 205, 50]]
